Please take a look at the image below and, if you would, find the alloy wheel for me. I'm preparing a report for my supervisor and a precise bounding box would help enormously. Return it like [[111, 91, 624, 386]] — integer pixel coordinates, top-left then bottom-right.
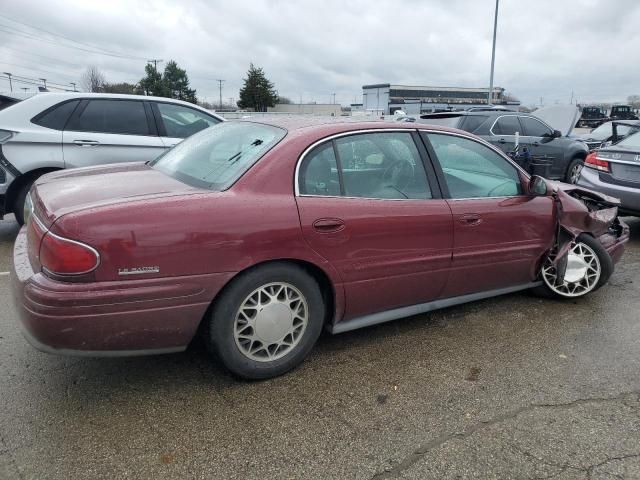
[[569, 163, 583, 184], [541, 242, 601, 297], [234, 282, 309, 362]]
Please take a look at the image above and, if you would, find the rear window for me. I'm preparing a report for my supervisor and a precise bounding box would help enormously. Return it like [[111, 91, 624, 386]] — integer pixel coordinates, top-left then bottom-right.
[[31, 100, 80, 130], [151, 122, 286, 190], [615, 131, 640, 150]]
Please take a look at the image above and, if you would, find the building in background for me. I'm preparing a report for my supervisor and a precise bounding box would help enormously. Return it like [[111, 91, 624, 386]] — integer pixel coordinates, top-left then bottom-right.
[[362, 84, 519, 115], [267, 103, 342, 116]]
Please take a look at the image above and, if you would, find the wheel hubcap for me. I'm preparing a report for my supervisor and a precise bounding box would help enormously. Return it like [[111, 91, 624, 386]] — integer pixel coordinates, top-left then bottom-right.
[[541, 242, 601, 297], [234, 282, 308, 362]]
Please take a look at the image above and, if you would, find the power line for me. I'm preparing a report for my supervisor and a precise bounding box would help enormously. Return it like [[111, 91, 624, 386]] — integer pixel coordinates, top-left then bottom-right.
[[0, 61, 76, 84], [0, 14, 149, 60]]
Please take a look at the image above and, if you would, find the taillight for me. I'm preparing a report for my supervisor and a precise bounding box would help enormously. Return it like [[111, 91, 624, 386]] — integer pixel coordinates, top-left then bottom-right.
[[39, 231, 100, 276], [585, 152, 610, 172]]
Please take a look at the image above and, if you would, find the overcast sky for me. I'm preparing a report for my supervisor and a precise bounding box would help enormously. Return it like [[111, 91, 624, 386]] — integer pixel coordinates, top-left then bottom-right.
[[1, 0, 638, 107]]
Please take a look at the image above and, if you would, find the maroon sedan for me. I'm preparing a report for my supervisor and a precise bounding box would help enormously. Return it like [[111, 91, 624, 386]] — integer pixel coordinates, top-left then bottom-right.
[[11, 119, 629, 379]]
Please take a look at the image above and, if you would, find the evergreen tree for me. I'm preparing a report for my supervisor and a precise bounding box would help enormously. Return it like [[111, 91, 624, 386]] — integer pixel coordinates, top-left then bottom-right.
[[237, 63, 278, 112], [139, 63, 164, 96], [162, 61, 197, 104]]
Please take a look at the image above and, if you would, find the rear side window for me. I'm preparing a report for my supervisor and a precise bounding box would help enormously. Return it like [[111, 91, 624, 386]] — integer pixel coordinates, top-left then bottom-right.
[[31, 100, 80, 130], [156, 103, 220, 138], [67, 100, 150, 135], [459, 115, 489, 133], [492, 116, 522, 136]]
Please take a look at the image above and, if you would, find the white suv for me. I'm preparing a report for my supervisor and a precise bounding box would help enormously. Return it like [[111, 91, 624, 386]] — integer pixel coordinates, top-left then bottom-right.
[[0, 93, 224, 224]]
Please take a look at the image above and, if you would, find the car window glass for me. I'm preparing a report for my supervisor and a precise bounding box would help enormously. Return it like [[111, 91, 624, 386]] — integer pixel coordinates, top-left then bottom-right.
[[32, 100, 80, 130], [156, 103, 220, 138], [335, 132, 431, 199], [298, 143, 341, 196], [69, 100, 150, 135], [460, 115, 488, 133], [492, 115, 521, 135], [427, 133, 522, 198], [520, 116, 552, 137]]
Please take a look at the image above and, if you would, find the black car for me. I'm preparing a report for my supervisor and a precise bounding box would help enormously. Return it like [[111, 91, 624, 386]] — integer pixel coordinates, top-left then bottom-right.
[[418, 110, 588, 183]]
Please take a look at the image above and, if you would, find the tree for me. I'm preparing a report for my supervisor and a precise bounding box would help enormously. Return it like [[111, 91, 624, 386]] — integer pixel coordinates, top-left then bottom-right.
[[81, 66, 105, 92], [162, 61, 197, 103], [277, 95, 293, 104], [102, 82, 140, 94], [237, 63, 278, 112], [139, 63, 164, 96], [627, 95, 640, 109]]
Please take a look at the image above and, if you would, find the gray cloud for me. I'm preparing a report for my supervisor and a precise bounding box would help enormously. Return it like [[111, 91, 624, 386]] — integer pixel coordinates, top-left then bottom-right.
[[1, 0, 638, 106]]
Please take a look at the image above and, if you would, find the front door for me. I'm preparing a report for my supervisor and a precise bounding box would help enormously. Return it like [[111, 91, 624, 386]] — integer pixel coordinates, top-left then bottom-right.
[[519, 115, 565, 178], [62, 98, 165, 168], [422, 132, 556, 298], [295, 131, 453, 320]]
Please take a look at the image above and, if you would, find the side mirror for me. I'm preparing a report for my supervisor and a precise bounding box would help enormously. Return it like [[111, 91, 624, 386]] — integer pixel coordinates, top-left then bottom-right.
[[528, 175, 548, 196], [553, 129, 562, 138]]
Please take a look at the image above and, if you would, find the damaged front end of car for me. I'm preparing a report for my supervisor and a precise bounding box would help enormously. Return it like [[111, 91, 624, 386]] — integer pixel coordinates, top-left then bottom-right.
[[546, 180, 629, 285]]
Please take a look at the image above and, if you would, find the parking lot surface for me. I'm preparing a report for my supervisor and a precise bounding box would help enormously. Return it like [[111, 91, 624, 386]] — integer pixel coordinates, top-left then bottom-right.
[[1, 215, 639, 480]]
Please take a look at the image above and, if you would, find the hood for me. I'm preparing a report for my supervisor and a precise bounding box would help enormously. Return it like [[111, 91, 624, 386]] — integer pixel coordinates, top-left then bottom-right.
[[32, 162, 200, 224], [533, 105, 580, 137]]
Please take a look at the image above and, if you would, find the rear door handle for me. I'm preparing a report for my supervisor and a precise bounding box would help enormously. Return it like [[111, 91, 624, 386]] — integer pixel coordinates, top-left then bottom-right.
[[498, 138, 506, 144], [313, 218, 345, 233], [458, 214, 482, 226], [73, 140, 100, 147]]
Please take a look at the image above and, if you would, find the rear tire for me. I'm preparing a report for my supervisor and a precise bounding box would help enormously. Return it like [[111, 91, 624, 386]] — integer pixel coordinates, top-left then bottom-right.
[[565, 157, 584, 184], [13, 179, 36, 226], [532, 234, 613, 299], [206, 263, 325, 380]]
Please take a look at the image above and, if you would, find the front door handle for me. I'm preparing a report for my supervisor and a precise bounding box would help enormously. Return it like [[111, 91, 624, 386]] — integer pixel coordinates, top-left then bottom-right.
[[498, 138, 506, 144], [73, 140, 100, 147], [458, 214, 482, 226], [313, 218, 345, 233]]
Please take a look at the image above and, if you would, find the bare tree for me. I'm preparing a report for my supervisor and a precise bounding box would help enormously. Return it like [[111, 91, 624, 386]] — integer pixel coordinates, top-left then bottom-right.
[[81, 66, 106, 93], [627, 95, 640, 109]]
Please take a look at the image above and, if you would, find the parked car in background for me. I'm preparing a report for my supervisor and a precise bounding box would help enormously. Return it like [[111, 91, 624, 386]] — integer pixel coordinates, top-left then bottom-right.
[[12, 119, 628, 379], [578, 130, 640, 215], [574, 120, 640, 151], [577, 106, 607, 128], [609, 105, 639, 121], [0, 93, 223, 224], [417, 106, 588, 183]]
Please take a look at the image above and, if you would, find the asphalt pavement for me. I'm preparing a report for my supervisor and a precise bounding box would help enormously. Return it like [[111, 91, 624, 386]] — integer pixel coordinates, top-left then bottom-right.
[[1, 214, 639, 480]]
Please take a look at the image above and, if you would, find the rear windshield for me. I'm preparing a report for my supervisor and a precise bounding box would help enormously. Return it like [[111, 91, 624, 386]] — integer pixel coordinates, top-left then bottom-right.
[[151, 122, 286, 190], [614, 131, 640, 150]]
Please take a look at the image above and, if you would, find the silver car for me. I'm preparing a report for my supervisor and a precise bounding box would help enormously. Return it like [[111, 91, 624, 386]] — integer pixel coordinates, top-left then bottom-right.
[[0, 93, 223, 224]]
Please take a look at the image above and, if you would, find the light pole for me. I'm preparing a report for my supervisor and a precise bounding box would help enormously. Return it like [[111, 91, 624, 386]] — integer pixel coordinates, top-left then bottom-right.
[[3, 72, 12, 92], [40, 78, 47, 90], [70, 82, 77, 92], [487, 0, 499, 105]]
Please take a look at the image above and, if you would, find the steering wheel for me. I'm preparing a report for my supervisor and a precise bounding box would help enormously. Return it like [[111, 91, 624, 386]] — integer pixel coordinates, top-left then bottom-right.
[[382, 159, 415, 190]]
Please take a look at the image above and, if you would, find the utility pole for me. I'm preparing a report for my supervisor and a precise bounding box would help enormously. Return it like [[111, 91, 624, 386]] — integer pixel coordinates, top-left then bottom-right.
[[21, 87, 28, 93], [487, 0, 499, 105], [3, 72, 12, 92], [331, 93, 336, 104], [70, 82, 77, 92], [147, 59, 163, 70], [216, 79, 224, 109], [40, 78, 47, 89], [570, 90, 574, 105]]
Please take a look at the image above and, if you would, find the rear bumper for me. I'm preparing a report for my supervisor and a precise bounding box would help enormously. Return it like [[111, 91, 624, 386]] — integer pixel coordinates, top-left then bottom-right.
[[11, 227, 235, 356], [578, 167, 640, 215]]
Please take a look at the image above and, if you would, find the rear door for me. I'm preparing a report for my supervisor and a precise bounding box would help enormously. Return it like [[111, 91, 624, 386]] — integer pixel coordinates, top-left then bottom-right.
[[295, 130, 453, 320], [422, 132, 556, 298], [487, 115, 520, 154], [62, 98, 165, 168], [151, 102, 222, 149]]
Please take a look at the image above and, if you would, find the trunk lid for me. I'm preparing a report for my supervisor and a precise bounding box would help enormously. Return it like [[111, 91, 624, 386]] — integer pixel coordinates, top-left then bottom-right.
[[596, 149, 640, 185], [32, 162, 201, 226]]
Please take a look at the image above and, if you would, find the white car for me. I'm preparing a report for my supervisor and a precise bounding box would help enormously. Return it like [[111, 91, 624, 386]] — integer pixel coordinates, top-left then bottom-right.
[[0, 93, 224, 224]]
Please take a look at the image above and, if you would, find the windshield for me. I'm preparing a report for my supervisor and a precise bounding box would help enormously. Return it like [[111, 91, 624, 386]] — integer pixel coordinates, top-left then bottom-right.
[[614, 131, 640, 150], [151, 122, 286, 190]]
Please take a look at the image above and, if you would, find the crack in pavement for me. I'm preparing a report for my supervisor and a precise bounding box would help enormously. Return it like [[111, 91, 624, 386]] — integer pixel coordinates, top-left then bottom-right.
[[370, 390, 640, 479]]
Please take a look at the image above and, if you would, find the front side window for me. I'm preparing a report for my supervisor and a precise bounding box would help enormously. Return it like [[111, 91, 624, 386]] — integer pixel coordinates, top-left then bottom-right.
[[426, 133, 522, 198], [520, 116, 553, 137], [68, 100, 150, 135], [299, 132, 432, 200], [157, 103, 221, 138], [151, 121, 285, 190], [492, 115, 521, 136]]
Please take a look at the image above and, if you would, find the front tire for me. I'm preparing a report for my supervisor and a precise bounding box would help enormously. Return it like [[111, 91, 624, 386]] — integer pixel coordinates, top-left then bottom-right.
[[533, 234, 613, 299], [206, 263, 325, 379]]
